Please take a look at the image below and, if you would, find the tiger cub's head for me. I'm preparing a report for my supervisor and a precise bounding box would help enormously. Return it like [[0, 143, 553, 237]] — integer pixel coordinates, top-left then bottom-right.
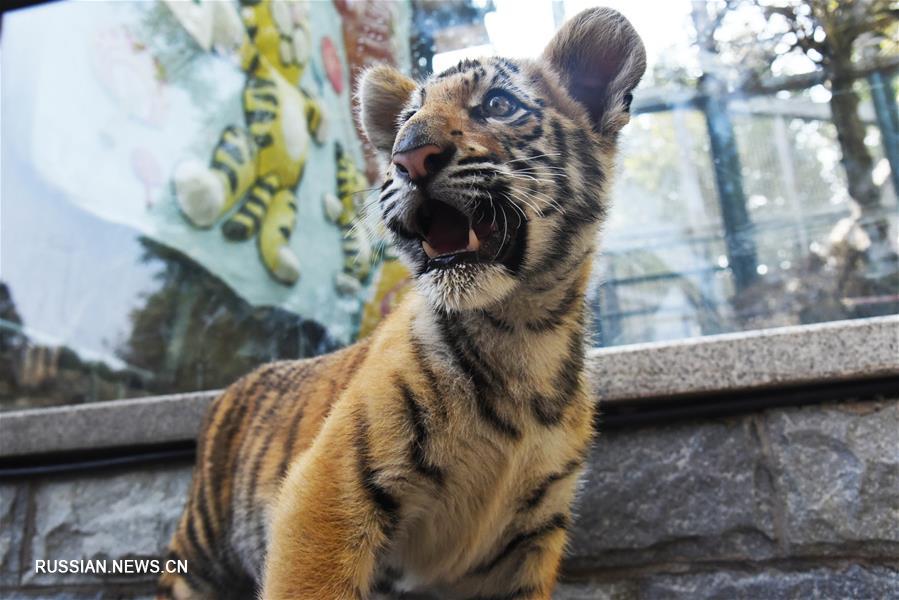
[[359, 7, 645, 312]]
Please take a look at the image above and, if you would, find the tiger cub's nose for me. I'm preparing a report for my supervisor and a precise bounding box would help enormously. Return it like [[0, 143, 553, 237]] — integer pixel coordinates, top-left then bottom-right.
[[392, 144, 448, 184]]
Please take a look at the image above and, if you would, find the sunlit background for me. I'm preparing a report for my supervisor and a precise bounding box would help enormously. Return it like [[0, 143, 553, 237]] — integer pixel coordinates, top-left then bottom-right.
[[1, 0, 897, 410]]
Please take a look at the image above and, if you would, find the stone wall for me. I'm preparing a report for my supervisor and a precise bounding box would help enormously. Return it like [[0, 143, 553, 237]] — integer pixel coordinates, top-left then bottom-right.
[[2, 397, 897, 599]]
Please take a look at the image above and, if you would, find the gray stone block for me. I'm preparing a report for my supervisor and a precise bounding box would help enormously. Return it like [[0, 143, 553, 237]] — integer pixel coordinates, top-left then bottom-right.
[[566, 416, 777, 568], [23, 464, 192, 586], [554, 581, 638, 599], [765, 399, 899, 555], [643, 564, 899, 599], [1, 589, 154, 599], [1, 482, 28, 585]]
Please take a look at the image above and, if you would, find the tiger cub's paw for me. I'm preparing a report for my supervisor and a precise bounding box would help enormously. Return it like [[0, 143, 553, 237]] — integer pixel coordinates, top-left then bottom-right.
[[335, 272, 362, 295], [307, 99, 328, 144], [174, 160, 226, 228], [273, 246, 301, 284], [322, 192, 343, 223], [259, 190, 300, 285]]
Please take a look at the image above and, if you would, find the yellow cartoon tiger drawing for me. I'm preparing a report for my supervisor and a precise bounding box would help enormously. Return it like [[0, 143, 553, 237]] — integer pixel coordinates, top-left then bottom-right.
[[173, 0, 325, 285], [159, 8, 645, 599], [323, 143, 382, 295]]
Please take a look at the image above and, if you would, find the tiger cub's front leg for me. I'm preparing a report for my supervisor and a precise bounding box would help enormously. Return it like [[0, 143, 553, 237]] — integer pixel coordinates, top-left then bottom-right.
[[469, 517, 569, 600], [262, 404, 394, 599]]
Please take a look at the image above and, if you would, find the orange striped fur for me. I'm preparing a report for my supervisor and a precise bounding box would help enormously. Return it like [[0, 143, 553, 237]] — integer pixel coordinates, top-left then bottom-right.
[[159, 8, 645, 599]]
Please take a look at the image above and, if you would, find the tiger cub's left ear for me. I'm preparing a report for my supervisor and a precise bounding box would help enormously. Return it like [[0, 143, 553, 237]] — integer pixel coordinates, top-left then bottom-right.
[[542, 7, 646, 137], [358, 65, 418, 156]]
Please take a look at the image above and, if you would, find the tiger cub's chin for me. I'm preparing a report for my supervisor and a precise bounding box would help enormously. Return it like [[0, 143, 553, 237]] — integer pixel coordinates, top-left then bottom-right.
[[417, 261, 519, 312]]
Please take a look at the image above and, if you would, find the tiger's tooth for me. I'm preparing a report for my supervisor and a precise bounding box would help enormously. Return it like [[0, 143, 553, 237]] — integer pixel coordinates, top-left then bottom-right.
[[466, 228, 480, 252], [422, 240, 438, 258]]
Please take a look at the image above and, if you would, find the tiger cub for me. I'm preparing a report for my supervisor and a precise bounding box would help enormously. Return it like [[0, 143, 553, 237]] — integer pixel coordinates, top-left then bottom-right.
[[159, 7, 645, 600]]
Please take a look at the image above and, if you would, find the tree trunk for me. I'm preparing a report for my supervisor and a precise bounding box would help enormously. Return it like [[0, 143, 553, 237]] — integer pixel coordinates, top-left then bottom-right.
[[828, 63, 887, 243]]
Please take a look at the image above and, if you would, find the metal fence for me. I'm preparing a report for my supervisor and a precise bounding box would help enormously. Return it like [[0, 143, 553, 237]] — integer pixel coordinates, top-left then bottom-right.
[[592, 67, 899, 347]]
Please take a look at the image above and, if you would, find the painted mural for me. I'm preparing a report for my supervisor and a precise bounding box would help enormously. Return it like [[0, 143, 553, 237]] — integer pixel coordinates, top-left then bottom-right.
[[20, 0, 413, 345]]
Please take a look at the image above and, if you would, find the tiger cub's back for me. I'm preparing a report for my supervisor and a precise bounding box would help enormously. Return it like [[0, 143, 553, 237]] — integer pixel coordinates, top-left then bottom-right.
[[161, 340, 370, 597]]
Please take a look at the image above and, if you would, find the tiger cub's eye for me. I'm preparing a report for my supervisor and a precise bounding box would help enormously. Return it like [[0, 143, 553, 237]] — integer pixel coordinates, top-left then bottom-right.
[[483, 91, 519, 118]]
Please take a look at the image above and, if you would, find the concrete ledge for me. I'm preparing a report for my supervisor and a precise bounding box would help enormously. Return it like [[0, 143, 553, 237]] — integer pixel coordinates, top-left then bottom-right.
[[0, 391, 218, 459], [1, 316, 897, 459], [588, 314, 899, 403]]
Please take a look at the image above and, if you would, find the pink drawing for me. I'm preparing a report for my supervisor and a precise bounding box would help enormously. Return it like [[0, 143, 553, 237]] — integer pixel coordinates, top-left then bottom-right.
[[90, 26, 168, 127], [321, 36, 344, 94], [131, 147, 164, 208]]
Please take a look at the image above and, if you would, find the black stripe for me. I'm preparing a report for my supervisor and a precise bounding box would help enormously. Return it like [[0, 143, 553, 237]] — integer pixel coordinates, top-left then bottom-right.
[[247, 53, 260, 74], [490, 68, 510, 88], [198, 391, 251, 578], [249, 109, 277, 123], [246, 194, 269, 210], [480, 310, 514, 333], [503, 215, 528, 276], [397, 376, 445, 486], [257, 177, 278, 195], [436, 312, 520, 439], [525, 280, 581, 332], [528, 207, 587, 277], [380, 188, 398, 204], [409, 335, 445, 420], [519, 124, 544, 143], [191, 481, 222, 579], [551, 118, 568, 158], [436, 310, 495, 391], [435, 58, 482, 80], [531, 328, 585, 426], [510, 112, 532, 127], [243, 380, 292, 556], [519, 459, 581, 512], [218, 136, 246, 164], [458, 155, 499, 166], [236, 208, 262, 230], [278, 225, 291, 239], [574, 128, 605, 187], [278, 401, 306, 478], [182, 512, 222, 588], [471, 513, 569, 575], [253, 133, 275, 148], [211, 378, 265, 574], [245, 438, 275, 555], [248, 77, 275, 89], [448, 166, 496, 180], [250, 92, 278, 106], [222, 219, 251, 241], [211, 158, 238, 192], [354, 413, 401, 531], [380, 178, 394, 191], [529, 248, 592, 293], [498, 57, 521, 73], [574, 129, 607, 218]]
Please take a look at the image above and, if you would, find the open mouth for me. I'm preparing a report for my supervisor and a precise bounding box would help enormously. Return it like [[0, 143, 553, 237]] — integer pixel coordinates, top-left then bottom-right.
[[415, 198, 520, 271]]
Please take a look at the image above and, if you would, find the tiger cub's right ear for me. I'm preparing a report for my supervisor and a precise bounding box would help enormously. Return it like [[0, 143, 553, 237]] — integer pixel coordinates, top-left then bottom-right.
[[542, 7, 646, 137], [358, 65, 418, 156]]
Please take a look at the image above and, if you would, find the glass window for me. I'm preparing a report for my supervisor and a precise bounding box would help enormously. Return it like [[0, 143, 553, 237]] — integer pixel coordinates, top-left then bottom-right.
[[2, 0, 897, 410]]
